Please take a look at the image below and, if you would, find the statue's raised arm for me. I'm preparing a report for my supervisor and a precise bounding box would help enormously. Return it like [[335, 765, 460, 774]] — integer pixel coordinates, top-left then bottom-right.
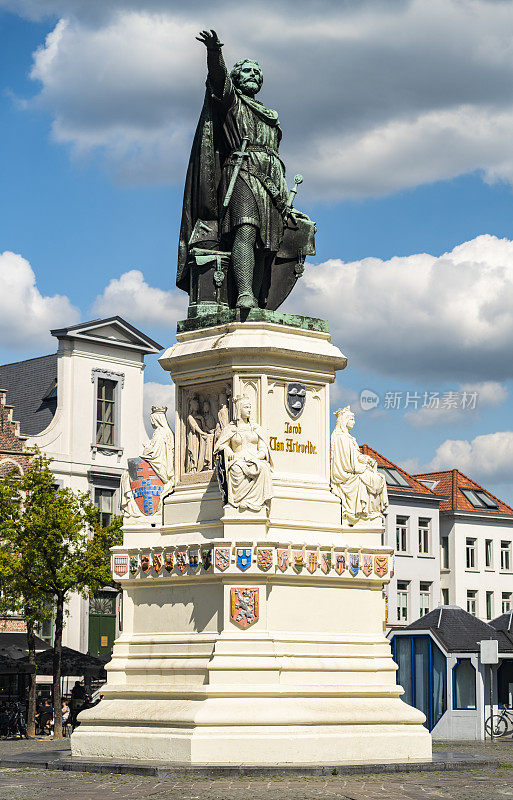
[[176, 30, 316, 316]]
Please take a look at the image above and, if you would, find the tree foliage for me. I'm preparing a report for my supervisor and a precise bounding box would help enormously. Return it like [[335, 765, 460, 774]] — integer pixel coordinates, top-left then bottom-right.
[[0, 450, 122, 738]]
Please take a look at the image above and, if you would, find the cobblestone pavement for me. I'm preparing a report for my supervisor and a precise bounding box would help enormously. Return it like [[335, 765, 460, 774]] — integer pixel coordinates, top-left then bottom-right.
[[0, 739, 512, 799]]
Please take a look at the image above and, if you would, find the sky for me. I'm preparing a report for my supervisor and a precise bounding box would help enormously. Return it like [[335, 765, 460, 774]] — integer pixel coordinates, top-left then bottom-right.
[[1, 0, 513, 504]]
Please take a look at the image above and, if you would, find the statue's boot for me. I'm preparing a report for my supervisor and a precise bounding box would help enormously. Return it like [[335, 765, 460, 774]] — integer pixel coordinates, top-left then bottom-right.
[[233, 260, 257, 309], [236, 291, 257, 309]]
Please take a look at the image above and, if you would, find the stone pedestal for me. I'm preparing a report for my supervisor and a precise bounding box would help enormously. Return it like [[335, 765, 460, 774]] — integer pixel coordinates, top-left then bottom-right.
[[71, 320, 431, 764]]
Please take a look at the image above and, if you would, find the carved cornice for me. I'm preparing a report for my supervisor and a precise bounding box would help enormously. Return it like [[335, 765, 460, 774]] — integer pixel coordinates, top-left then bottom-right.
[[91, 368, 125, 388]]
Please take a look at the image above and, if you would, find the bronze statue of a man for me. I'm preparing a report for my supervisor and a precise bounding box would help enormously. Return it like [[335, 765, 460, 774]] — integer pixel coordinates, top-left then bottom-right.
[[177, 29, 315, 312]]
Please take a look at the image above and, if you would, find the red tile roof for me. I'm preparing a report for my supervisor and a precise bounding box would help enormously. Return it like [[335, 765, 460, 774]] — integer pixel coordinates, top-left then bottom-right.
[[360, 445, 439, 498], [414, 469, 513, 515]]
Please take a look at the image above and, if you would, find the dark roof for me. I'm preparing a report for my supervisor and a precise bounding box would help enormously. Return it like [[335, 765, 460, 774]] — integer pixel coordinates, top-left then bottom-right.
[[414, 469, 513, 516], [359, 444, 442, 499], [491, 612, 513, 633], [404, 605, 513, 653], [0, 354, 57, 436]]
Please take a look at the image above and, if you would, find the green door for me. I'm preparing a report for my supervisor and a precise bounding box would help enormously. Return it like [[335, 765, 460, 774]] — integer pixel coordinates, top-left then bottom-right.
[[88, 592, 116, 658]]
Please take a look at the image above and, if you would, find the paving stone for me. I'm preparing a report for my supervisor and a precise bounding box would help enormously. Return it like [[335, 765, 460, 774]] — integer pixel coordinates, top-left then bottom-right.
[[0, 738, 511, 799]]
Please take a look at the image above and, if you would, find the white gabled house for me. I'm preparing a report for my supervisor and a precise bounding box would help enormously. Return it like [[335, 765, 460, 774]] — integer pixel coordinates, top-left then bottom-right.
[[0, 317, 161, 656]]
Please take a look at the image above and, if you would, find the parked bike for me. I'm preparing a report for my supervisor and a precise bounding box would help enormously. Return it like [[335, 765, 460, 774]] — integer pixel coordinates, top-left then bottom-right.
[[485, 707, 513, 737]]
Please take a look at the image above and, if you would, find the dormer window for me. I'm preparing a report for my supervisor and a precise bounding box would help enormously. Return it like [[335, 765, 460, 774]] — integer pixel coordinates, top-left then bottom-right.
[[96, 378, 116, 446], [91, 368, 124, 455]]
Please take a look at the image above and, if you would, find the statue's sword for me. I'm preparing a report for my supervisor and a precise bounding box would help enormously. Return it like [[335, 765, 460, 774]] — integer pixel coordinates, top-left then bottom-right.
[[221, 136, 250, 217], [287, 173, 303, 210]]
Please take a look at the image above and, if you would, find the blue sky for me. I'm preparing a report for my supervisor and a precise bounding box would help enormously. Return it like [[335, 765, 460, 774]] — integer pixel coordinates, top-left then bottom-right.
[[1, 1, 513, 503]]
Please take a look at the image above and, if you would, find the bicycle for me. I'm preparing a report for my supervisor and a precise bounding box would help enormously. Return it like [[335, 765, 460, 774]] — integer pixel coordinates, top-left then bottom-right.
[[485, 706, 513, 737]]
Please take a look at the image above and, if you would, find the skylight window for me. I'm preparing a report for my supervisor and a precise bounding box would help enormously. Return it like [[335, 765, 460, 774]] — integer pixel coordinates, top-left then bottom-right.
[[461, 488, 498, 510], [419, 479, 439, 490], [377, 466, 410, 487]]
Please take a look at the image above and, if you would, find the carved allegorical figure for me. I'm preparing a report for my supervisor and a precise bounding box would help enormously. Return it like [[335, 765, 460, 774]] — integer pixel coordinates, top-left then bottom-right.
[[177, 29, 316, 312], [186, 397, 208, 473], [330, 406, 388, 525], [214, 395, 273, 512], [120, 406, 175, 518]]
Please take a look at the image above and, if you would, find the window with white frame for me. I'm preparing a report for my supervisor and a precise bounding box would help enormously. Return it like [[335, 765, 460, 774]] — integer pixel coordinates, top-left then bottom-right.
[[441, 588, 449, 605], [419, 582, 431, 617], [94, 487, 115, 528], [396, 516, 408, 553], [397, 581, 409, 622], [91, 368, 124, 451], [441, 536, 449, 569], [418, 518, 430, 554], [467, 589, 477, 616], [485, 539, 493, 569], [502, 592, 512, 613], [486, 591, 494, 620], [466, 538, 476, 569], [501, 541, 512, 571]]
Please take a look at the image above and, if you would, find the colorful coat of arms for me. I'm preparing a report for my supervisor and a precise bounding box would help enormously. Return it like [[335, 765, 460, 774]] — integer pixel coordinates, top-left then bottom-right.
[[201, 549, 212, 571], [307, 551, 318, 574], [141, 554, 150, 573], [362, 554, 373, 576], [236, 548, 252, 571], [188, 549, 200, 572], [176, 551, 187, 574], [230, 587, 259, 629], [129, 555, 138, 575], [374, 555, 388, 577], [257, 548, 273, 571], [215, 547, 230, 572], [349, 552, 360, 577], [335, 553, 345, 574], [293, 550, 304, 573], [163, 552, 174, 572], [321, 552, 331, 574], [152, 553, 163, 574], [128, 457, 164, 516], [277, 549, 290, 572], [113, 555, 128, 577]]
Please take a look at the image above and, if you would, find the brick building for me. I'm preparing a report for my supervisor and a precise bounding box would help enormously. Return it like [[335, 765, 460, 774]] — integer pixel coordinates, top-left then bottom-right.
[[0, 389, 33, 631], [0, 388, 32, 477]]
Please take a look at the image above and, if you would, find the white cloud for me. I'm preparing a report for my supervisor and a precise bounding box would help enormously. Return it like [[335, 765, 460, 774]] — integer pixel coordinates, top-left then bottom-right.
[[143, 381, 175, 435], [423, 430, 513, 486], [0, 251, 79, 349], [286, 234, 513, 381], [92, 269, 186, 327], [11, 0, 513, 196], [405, 381, 508, 428]]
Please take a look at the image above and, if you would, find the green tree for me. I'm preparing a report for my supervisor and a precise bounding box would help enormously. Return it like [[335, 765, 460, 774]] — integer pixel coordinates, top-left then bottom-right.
[[0, 451, 122, 739]]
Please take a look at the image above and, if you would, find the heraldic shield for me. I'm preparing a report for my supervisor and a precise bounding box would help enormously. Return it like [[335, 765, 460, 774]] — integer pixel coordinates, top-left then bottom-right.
[[230, 587, 259, 629], [286, 382, 306, 419], [128, 457, 164, 516]]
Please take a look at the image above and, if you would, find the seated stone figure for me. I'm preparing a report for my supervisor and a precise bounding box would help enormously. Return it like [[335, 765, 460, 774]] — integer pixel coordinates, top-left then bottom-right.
[[330, 406, 388, 525], [214, 395, 273, 512]]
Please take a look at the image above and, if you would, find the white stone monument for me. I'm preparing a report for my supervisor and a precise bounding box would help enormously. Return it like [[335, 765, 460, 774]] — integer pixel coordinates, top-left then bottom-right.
[[72, 317, 431, 764]]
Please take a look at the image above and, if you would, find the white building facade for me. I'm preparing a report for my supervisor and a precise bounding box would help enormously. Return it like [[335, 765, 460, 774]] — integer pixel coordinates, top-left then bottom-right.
[[416, 469, 513, 624], [361, 446, 443, 628], [0, 317, 161, 655]]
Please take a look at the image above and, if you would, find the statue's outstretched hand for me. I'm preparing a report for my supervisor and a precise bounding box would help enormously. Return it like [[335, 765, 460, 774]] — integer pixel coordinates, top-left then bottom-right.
[[196, 29, 223, 49]]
